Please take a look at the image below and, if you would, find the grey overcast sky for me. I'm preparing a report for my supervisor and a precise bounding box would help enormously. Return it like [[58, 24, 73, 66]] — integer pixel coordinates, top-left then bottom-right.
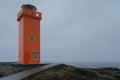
[[0, 0, 120, 63]]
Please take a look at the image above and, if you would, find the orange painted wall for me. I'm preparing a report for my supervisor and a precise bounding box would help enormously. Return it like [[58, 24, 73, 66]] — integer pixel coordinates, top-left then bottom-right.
[[17, 8, 42, 64]]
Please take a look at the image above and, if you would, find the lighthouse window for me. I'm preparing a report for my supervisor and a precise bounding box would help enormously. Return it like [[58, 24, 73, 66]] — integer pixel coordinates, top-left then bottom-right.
[[30, 35, 34, 41], [33, 52, 38, 60]]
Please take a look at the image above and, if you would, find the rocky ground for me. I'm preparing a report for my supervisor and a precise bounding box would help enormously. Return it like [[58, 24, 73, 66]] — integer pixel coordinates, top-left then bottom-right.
[[23, 64, 120, 80], [0, 62, 42, 78], [0, 63, 120, 80]]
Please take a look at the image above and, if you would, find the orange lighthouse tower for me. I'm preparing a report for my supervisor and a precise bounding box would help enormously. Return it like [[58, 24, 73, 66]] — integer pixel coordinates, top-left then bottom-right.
[[17, 4, 42, 64]]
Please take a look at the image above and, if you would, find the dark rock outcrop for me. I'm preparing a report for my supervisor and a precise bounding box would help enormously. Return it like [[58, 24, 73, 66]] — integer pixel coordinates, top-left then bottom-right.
[[0, 63, 120, 80], [22, 64, 120, 80]]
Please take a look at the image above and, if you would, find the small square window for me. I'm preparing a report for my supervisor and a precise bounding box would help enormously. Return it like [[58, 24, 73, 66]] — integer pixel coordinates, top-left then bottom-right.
[[30, 35, 34, 41], [33, 52, 38, 60]]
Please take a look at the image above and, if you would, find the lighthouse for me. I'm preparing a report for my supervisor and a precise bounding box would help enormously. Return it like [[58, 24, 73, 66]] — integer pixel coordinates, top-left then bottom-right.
[[17, 4, 42, 64]]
